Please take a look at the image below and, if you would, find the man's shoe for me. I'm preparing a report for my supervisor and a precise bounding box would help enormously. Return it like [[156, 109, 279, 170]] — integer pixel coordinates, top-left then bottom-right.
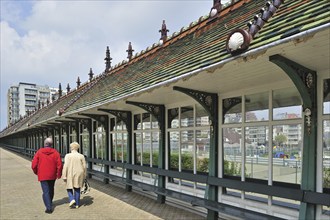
[[75, 205, 79, 209], [45, 209, 53, 214], [69, 199, 76, 207]]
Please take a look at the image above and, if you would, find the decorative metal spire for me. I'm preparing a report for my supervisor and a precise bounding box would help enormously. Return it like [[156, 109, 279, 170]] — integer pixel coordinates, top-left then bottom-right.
[[88, 68, 94, 81], [58, 83, 62, 97], [210, 0, 221, 17], [159, 20, 169, 42], [66, 83, 71, 93], [104, 46, 112, 71], [126, 42, 134, 61], [76, 76, 81, 88]]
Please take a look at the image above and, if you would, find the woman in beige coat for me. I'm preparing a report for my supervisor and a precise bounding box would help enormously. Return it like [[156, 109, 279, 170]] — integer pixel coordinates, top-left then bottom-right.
[[62, 142, 86, 208]]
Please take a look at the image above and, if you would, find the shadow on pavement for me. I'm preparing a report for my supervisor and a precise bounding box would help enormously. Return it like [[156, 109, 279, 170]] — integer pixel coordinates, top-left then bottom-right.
[[81, 195, 94, 206]]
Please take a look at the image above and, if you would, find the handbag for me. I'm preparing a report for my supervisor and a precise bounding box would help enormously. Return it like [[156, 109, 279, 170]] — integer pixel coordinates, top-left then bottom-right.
[[81, 178, 91, 195]]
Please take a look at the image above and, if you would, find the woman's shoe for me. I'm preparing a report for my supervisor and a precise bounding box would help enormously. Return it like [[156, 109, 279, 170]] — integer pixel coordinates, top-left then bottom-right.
[[69, 200, 76, 207], [45, 209, 53, 214]]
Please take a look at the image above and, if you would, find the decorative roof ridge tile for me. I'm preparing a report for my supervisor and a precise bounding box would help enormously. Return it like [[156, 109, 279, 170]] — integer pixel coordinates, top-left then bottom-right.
[[107, 0, 252, 73]]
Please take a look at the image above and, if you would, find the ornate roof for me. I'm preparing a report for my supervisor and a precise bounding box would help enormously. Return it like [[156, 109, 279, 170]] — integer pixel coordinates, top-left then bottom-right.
[[1, 0, 329, 136]]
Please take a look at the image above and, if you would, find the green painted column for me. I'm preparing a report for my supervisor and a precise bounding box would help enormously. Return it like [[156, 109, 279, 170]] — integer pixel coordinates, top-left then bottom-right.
[[173, 86, 218, 220], [270, 55, 317, 220]]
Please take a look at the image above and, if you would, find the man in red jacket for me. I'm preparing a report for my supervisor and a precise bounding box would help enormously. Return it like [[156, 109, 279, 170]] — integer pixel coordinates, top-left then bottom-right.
[[32, 137, 62, 214]]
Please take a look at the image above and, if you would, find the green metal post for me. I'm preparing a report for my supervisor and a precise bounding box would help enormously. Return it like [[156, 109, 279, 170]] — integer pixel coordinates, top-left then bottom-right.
[[270, 55, 317, 220]]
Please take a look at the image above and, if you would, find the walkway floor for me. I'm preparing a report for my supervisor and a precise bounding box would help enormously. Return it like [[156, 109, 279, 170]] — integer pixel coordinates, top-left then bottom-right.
[[0, 147, 205, 220]]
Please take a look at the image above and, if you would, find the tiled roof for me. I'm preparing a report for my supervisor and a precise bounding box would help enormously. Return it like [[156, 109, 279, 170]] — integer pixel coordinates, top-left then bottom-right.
[[1, 0, 329, 135]]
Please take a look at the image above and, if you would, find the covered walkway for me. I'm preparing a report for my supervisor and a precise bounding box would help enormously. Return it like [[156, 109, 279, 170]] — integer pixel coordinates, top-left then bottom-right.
[[0, 147, 205, 220]]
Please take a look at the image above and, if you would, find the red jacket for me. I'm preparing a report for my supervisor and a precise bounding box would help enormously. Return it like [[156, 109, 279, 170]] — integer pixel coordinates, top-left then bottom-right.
[[31, 147, 63, 181]]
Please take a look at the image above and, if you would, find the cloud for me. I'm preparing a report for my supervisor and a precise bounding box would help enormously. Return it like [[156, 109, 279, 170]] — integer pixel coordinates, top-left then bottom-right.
[[1, 0, 214, 130]]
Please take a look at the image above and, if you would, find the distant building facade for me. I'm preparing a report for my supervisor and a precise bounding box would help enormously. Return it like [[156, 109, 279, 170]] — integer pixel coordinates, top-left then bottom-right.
[[7, 82, 60, 125]]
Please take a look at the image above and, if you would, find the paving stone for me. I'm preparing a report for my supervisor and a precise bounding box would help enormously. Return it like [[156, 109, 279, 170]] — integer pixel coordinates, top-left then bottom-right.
[[0, 148, 205, 220]]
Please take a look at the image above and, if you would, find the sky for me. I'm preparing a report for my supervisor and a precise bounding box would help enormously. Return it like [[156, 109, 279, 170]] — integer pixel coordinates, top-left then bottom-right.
[[0, 0, 232, 131]]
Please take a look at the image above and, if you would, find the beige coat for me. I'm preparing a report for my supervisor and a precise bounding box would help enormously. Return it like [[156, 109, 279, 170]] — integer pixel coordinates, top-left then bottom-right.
[[62, 150, 86, 189]]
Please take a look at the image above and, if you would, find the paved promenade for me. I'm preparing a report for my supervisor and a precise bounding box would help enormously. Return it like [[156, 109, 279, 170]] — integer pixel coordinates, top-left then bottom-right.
[[0, 147, 205, 220]]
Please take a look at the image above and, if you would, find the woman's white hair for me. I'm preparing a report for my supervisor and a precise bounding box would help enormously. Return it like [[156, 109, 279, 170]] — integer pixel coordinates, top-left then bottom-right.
[[70, 142, 80, 151]]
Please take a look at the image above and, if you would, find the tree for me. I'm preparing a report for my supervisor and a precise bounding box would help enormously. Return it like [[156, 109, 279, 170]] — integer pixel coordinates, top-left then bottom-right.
[[275, 134, 287, 147]]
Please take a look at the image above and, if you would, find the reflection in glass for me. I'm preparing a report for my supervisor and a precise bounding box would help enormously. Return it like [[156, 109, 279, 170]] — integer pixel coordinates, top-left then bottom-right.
[[169, 131, 179, 170], [143, 132, 151, 165], [196, 104, 209, 127], [245, 92, 269, 122], [196, 130, 210, 173], [223, 97, 242, 124], [272, 124, 302, 184], [168, 108, 179, 128], [181, 106, 194, 128], [324, 79, 330, 114], [62, 130, 67, 154], [245, 126, 268, 180], [123, 133, 127, 163], [152, 132, 159, 167], [135, 133, 142, 165], [143, 113, 151, 130], [323, 120, 330, 189], [110, 117, 128, 163], [94, 124, 105, 160], [81, 124, 89, 157], [273, 87, 302, 120], [116, 133, 123, 162], [223, 127, 242, 177], [181, 130, 194, 171]]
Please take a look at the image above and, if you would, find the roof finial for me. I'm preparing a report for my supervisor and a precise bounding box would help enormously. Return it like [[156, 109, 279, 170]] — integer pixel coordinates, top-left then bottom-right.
[[104, 46, 112, 71], [88, 68, 94, 81], [126, 42, 134, 61], [159, 20, 169, 43], [58, 83, 62, 97], [66, 83, 71, 93], [210, 0, 221, 17], [76, 76, 81, 88]]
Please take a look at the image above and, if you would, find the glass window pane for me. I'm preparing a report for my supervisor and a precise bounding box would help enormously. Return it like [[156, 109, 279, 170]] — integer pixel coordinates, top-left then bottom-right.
[[169, 131, 179, 170], [273, 87, 302, 120], [116, 120, 124, 130], [135, 133, 142, 165], [181, 130, 194, 171], [168, 108, 179, 128], [196, 104, 209, 127], [273, 124, 302, 184], [151, 115, 158, 129], [116, 133, 122, 162], [245, 92, 269, 122], [324, 79, 330, 114], [152, 132, 159, 167], [223, 127, 242, 177], [81, 134, 89, 157], [143, 132, 151, 165], [111, 133, 116, 160], [323, 120, 330, 189], [143, 113, 151, 130], [245, 126, 268, 180], [123, 133, 127, 163], [181, 106, 194, 128], [196, 130, 210, 173], [134, 114, 142, 130], [223, 97, 242, 124]]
